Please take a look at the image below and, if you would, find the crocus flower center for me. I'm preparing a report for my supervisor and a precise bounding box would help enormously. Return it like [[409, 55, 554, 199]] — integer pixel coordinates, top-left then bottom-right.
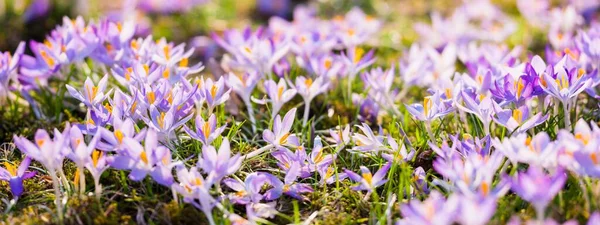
[[244, 46, 252, 54], [147, 91, 156, 103], [92, 150, 102, 167], [283, 184, 291, 192], [131, 40, 139, 50], [235, 190, 247, 197], [126, 67, 133, 81], [590, 152, 599, 165], [104, 103, 113, 113], [210, 84, 218, 98], [481, 181, 490, 196], [202, 122, 211, 139], [163, 46, 170, 60], [157, 112, 166, 129], [423, 97, 432, 117], [163, 68, 170, 79], [114, 129, 124, 144], [445, 88, 452, 99], [578, 68, 585, 78], [555, 75, 569, 90], [516, 79, 524, 99], [130, 100, 138, 114], [325, 167, 334, 179], [347, 29, 355, 37], [40, 50, 55, 68], [180, 57, 188, 67], [279, 133, 290, 145], [314, 151, 324, 163], [87, 85, 99, 101], [575, 133, 590, 145], [4, 162, 17, 176], [116, 22, 123, 32], [277, 87, 284, 100], [353, 47, 364, 64], [143, 64, 150, 74], [37, 139, 45, 147], [512, 109, 523, 124], [304, 78, 313, 88], [362, 172, 373, 186], [140, 151, 149, 164], [324, 58, 332, 70]]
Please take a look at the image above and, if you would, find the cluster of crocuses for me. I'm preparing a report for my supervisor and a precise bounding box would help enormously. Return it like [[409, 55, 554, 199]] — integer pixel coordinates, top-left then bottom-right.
[[2, 0, 600, 224]]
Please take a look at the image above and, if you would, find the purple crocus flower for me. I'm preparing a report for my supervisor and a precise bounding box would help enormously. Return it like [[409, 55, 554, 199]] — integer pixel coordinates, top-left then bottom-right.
[[253, 79, 296, 119], [508, 166, 567, 219], [328, 124, 351, 146], [199, 76, 231, 112], [223, 172, 283, 205], [351, 123, 385, 153], [398, 191, 459, 225], [109, 129, 176, 186], [406, 91, 454, 123], [263, 108, 299, 148], [184, 114, 226, 146], [308, 137, 334, 171], [198, 138, 242, 183], [455, 194, 497, 225], [456, 92, 495, 135], [492, 104, 549, 135], [382, 135, 415, 164], [66, 75, 112, 107], [0, 157, 36, 199], [344, 162, 391, 193], [281, 162, 313, 201], [292, 75, 330, 125], [0, 41, 25, 99], [492, 133, 557, 169]]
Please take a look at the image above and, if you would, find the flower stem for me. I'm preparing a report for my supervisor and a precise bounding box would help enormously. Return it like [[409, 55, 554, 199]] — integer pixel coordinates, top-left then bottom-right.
[[563, 101, 571, 129], [78, 166, 85, 197], [94, 176, 102, 202], [303, 100, 310, 127], [425, 121, 435, 142], [50, 169, 64, 222], [243, 144, 274, 159], [244, 98, 256, 132]]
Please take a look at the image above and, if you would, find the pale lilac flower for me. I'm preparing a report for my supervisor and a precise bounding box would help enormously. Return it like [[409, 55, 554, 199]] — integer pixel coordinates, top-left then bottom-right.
[[292, 75, 329, 125], [0, 157, 36, 199], [253, 79, 296, 119], [492, 133, 558, 169], [328, 125, 351, 146], [492, 104, 549, 135], [382, 135, 415, 164], [351, 123, 385, 153], [344, 162, 391, 193], [199, 76, 231, 112], [66, 75, 112, 107], [263, 108, 299, 148], [507, 166, 567, 219], [398, 191, 459, 225], [198, 138, 242, 183], [281, 162, 313, 201], [184, 114, 226, 146]]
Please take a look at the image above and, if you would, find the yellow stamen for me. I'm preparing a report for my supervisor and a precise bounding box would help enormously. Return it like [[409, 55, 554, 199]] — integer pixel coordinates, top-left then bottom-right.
[[575, 133, 590, 145], [180, 57, 189, 67], [210, 85, 218, 98], [131, 40, 139, 50], [277, 87, 284, 99], [512, 109, 523, 124], [143, 64, 150, 74], [147, 91, 156, 103], [578, 68, 585, 79], [92, 150, 102, 167], [362, 172, 373, 184], [445, 88, 452, 98], [44, 40, 53, 48], [114, 129, 124, 144], [3, 162, 17, 176], [140, 151, 149, 164], [40, 50, 55, 68], [314, 151, 324, 163], [162, 68, 170, 79], [244, 46, 252, 54], [423, 97, 431, 117], [37, 139, 45, 147], [324, 58, 332, 69], [353, 47, 365, 64], [590, 152, 599, 164], [157, 112, 166, 129], [163, 46, 170, 60], [126, 67, 133, 81], [304, 78, 313, 88], [116, 22, 123, 32], [279, 133, 290, 145], [516, 79, 524, 99], [203, 122, 211, 138], [481, 181, 489, 196]]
